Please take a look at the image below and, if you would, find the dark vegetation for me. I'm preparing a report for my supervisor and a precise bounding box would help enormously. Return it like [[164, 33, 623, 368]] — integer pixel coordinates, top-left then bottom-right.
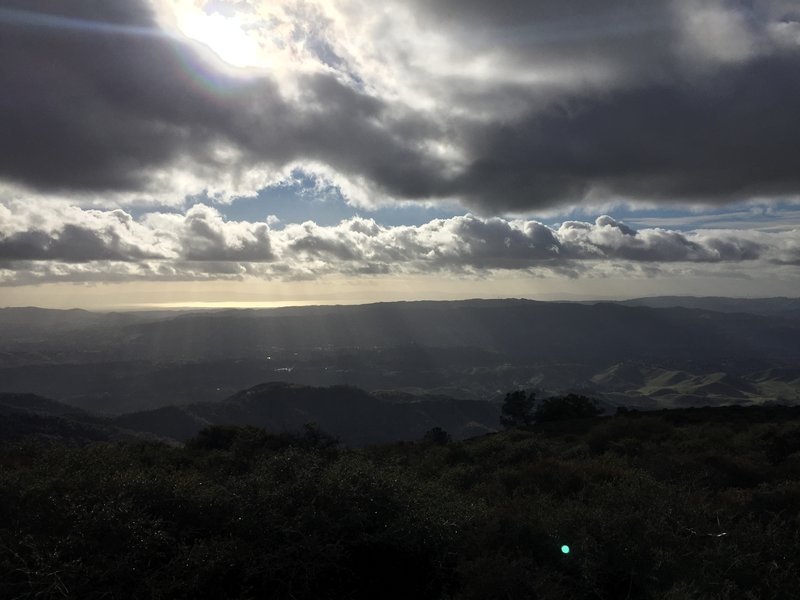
[[4, 404, 800, 599], [501, 391, 603, 428], [0, 385, 501, 446], [1, 299, 799, 598], [111, 382, 501, 445]]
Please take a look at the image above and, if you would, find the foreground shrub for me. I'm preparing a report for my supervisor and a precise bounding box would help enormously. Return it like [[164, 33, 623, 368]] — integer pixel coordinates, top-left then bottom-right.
[[3, 406, 800, 599]]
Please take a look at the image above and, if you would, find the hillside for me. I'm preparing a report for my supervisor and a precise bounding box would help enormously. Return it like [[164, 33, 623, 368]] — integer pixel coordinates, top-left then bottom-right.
[[113, 382, 500, 445], [4, 405, 800, 599], [0, 393, 147, 444], [105, 300, 800, 364], [1, 299, 798, 414], [591, 363, 800, 408], [617, 296, 800, 319]]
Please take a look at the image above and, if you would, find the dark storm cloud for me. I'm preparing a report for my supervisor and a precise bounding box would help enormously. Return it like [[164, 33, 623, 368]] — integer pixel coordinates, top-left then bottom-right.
[[0, 224, 160, 262], [260, 73, 447, 199], [0, 0, 444, 199], [2, 0, 800, 211], [0, 0, 246, 191], [452, 53, 800, 211], [395, 0, 800, 210], [406, 0, 680, 81]]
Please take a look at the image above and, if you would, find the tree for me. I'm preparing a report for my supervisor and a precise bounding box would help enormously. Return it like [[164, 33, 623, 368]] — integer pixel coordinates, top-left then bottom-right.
[[501, 390, 536, 428], [423, 427, 452, 445], [534, 394, 603, 423], [301, 422, 340, 450]]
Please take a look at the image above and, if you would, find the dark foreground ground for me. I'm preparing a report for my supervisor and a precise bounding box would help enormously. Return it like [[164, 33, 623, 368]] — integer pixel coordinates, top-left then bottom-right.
[[3, 405, 800, 599]]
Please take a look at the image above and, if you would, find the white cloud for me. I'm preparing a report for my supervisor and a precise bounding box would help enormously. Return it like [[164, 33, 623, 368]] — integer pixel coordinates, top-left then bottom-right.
[[2, 203, 798, 285], [142, 204, 274, 261]]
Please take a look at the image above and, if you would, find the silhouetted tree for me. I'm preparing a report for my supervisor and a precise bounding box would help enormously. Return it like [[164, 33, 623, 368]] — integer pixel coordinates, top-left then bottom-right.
[[534, 394, 603, 422], [501, 390, 536, 428], [423, 426, 452, 445], [301, 422, 339, 449]]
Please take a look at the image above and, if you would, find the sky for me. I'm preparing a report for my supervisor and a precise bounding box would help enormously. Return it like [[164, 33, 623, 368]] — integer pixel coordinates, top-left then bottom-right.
[[0, 0, 799, 309]]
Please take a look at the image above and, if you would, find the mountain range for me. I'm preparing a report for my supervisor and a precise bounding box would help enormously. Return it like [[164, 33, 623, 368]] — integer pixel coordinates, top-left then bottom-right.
[[0, 297, 798, 417], [0, 383, 499, 446]]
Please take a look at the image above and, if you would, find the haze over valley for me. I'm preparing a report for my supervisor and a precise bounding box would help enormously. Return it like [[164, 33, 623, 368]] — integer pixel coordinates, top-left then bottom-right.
[[2, 296, 798, 445]]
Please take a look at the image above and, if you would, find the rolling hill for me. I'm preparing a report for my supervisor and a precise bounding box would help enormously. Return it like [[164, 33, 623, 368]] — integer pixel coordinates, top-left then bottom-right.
[[1, 298, 798, 414], [113, 382, 500, 445]]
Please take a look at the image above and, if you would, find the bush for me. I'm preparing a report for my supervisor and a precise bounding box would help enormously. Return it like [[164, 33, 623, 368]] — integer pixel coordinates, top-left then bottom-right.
[[423, 427, 452, 445], [500, 390, 536, 428], [534, 394, 603, 423], [5, 405, 800, 600]]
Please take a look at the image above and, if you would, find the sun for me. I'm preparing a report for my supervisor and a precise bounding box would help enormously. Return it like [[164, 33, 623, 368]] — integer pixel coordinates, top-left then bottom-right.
[[172, 8, 262, 69]]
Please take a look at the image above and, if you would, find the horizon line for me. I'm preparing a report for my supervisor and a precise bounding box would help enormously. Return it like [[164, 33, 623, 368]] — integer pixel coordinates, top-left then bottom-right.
[[0, 294, 796, 313]]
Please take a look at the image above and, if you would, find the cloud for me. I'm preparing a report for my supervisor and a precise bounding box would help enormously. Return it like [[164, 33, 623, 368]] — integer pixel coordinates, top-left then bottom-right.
[[0, 202, 164, 261], [0, 0, 446, 207], [1, 0, 800, 213], [0, 201, 273, 264], [147, 204, 274, 261], [324, 0, 800, 211], [452, 52, 800, 211], [2, 204, 798, 285], [0, 225, 158, 262]]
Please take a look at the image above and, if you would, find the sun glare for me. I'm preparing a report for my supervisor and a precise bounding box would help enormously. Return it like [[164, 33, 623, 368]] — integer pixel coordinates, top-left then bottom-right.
[[175, 10, 262, 69]]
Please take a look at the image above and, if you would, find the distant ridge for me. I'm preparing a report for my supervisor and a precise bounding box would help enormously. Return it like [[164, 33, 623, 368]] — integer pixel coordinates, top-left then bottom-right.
[[113, 382, 500, 446], [0, 392, 85, 417], [1, 298, 798, 414], [614, 296, 800, 319], [0, 393, 150, 444]]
